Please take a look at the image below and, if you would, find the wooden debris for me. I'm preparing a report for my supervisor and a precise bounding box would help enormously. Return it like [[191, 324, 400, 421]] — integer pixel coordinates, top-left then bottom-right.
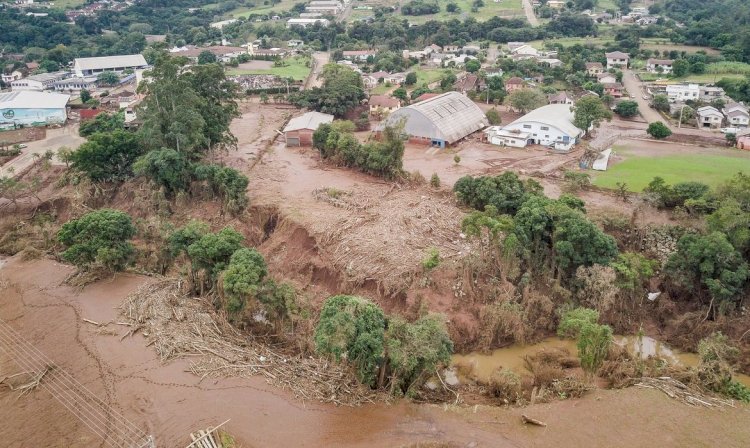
[[635, 377, 735, 408], [521, 414, 547, 427], [83, 318, 101, 326], [0, 366, 53, 399]]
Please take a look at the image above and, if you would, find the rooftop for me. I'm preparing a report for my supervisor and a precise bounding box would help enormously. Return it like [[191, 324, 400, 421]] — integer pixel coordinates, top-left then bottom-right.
[[507, 104, 582, 137], [74, 54, 147, 71], [647, 58, 674, 65], [369, 95, 400, 108], [283, 111, 334, 132], [605, 51, 630, 58], [0, 91, 71, 109]]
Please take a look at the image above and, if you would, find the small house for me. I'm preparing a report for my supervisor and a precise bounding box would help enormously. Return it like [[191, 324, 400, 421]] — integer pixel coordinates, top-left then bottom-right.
[[283, 111, 334, 146], [696, 106, 724, 129], [723, 102, 749, 127], [585, 62, 604, 76], [605, 51, 629, 69], [603, 82, 624, 98], [646, 59, 674, 74], [548, 91, 573, 105], [505, 77, 525, 93], [369, 95, 401, 116]]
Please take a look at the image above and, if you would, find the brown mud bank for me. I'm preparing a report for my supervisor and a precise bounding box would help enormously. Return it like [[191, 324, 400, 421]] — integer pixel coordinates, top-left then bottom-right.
[[2, 257, 750, 448]]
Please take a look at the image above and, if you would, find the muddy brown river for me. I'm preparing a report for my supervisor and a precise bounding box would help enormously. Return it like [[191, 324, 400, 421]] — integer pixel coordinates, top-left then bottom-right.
[[1, 257, 749, 447]]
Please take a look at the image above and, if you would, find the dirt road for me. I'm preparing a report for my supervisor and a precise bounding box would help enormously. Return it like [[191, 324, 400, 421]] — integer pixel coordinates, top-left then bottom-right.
[[2, 257, 750, 448], [305, 52, 330, 90], [523, 0, 539, 26], [0, 125, 84, 178], [622, 70, 665, 125]]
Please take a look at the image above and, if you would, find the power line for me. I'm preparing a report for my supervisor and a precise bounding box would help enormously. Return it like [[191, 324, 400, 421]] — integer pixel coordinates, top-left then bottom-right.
[[0, 318, 154, 448]]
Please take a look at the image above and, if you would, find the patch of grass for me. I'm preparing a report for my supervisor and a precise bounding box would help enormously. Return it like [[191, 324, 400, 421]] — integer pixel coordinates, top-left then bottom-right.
[[226, 56, 311, 81], [674, 73, 745, 83], [403, 0, 523, 24], [409, 68, 452, 88], [592, 150, 750, 191], [370, 83, 394, 95], [229, 0, 299, 17], [50, 0, 86, 8]]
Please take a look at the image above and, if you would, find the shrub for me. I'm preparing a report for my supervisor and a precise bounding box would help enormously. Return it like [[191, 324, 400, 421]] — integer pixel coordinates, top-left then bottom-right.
[[429, 173, 441, 188], [557, 307, 599, 339], [422, 247, 440, 270], [614, 100, 639, 117], [187, 227, 245, 280], [133, 148, 193, 196], [647, 121, 671, 139], [222, 248, 268, 314], [454, 172, 541, 214], [193, 164, 250, 215], [577, 322, 613, 377], [563, 170, 591, 192], [57, 209, 136, 272], [488, 368, 522, 403]]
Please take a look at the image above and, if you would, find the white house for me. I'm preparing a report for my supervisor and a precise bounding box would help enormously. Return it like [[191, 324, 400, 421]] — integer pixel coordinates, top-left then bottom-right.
[[723, 102, 749, 128], [209, 19, 238, 29], [605, 51, 629, 69], [1, 71, 23, 83], [666, 83, 700, 103], [495, 104, 584, 151], [286, 18, 330, 28], [696, 106, 724, 129], [646, 58, 673, 74], [73, 54, 148, 77], [484, 127, 531, 148]]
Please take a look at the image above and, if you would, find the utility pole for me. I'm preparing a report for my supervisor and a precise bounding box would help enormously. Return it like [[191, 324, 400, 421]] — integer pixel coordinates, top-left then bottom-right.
[[678, 104, 687, 129]]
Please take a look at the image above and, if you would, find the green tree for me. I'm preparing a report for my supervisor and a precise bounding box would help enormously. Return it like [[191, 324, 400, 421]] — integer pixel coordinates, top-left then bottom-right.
[[558, 307, 599, 339], [260, 92, 269, 104], [465, 59, 481, 73], [404, 72, 418, 86], [288, 64, 366, 116], [78, 111, 125, 137], [665, 232, 749, 305], [507, 89, 546, 114], [167, 220, 209, 258], [577, 323, 613, 377], [69, 130, 144, 182], [486, 108, 501, 125], [57, 209, 136, 272], [652, 94, 670, 112], [392, 87, 407, 102], [193, 164, 250, 215], [80, 89, 92, 104], [439, 71, 457, 90], [133, 148, 193, 196], [314, 295, 387, 388], [672, 59, 689, 77], [573, 95, 612, 130], [647, 121, 672, 139], [614, 100, 639, 117], [187, 227, 245, 280], [198, 50, 218, 64], [707, 199, 750, 256], [454, 172, 541, 214], [222, 248, 268, 314], [96, 71, 120, 86], [385, 314, 453, 395]]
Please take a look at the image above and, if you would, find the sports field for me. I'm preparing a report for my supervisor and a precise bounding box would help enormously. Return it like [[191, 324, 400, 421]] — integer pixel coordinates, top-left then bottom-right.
[[592, 146, 750, 191]]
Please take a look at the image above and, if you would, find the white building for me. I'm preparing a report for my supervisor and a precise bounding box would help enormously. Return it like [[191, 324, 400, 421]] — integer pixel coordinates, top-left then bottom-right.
[[484, 127, 531, 148], [10, 72, 68, 91], [666, 84, 700, 103], [696, 106, 724, 129], [646, 58, 673, 74], [0, 91, 70, 128], [605, 51, 629, 69], [73, 54, 148, 77], [210, 19, 238, 29], [52, 76, 97, 92], [1, 71, 24, 83], [286, 18, 330, 28], [497, 104, 584, 151], [723, 102, 749, 127]]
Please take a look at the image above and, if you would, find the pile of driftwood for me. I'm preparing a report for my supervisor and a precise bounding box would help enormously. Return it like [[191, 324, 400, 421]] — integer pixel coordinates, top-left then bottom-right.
[[316, 186, 466, 296], [0, 366, 53, 399], [635, 377, 736, 408], [119, 279, 381, 406]]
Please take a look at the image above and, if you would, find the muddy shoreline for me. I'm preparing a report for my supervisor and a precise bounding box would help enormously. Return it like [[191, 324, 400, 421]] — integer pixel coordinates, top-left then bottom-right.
[[2, 257, 750, 447]]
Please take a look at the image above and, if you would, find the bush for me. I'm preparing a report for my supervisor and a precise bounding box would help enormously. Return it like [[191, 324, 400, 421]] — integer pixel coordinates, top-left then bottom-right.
[[57, 209, 136, 272], [647, 121, 672, 139], [187, 227, 245, 280], [222, 248, 268, 314], [577, 322, 613, 376], [193, 164, 250, 215], [486, 108, 501, 125], [557, 307, 599, 339], [429, 173, 441, 188], [70, 130, 144, 182], [488, 368, 522, 403], [422, 247, 440, 270], [454, 172, 542, 215], [614, 100, 639, 118], [563, 170, 591, 192], [134, 148, 192, 196]]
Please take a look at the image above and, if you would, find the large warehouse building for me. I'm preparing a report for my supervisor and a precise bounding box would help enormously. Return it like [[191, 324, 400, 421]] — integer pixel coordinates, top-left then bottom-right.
[[0, 91, 70, 129], [73, 54, 148, 77], [377, 92, 488, 148]]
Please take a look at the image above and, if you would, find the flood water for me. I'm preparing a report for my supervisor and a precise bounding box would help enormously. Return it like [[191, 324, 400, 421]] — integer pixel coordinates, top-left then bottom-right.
[[452, 335, 750, 387]]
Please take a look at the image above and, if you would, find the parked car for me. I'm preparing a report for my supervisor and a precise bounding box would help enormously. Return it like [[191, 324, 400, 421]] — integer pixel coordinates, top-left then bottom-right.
[[720, 127, 739, 135]]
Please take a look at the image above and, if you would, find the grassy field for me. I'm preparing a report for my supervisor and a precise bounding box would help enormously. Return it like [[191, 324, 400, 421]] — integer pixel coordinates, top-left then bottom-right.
[[411, 68, 451, 87], [229, 0, 299, 17], [226, 56, 312, 81], [50, 0, 86, 8], [640, 38, 720, 56], [403, 0, 523, 24], [592, 148, 750, 191]]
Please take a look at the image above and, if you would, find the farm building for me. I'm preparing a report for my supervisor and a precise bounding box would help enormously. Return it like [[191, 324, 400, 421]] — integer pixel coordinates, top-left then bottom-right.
[[494, 104, 583, 151], [0, 91, 70, 129], [376, 91, 488, 148], [73, 54, 148, 77], [283, 111, 334, 147]]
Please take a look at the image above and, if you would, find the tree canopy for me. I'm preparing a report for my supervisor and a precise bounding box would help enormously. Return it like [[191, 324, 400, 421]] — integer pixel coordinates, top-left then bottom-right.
[[70, 130, 144, 182], [58, 209, 136, 272]]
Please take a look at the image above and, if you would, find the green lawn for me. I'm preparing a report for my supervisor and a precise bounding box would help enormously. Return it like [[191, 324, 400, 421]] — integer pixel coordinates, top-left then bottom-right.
[[229, 0, 299, 17], [411, 68, 451, 87], [403, 0, 523, 24], [673, 73, 746, 83], [51, 0, 86, 8], [226, 57, 312, 81], [592, 150, 750, 192]]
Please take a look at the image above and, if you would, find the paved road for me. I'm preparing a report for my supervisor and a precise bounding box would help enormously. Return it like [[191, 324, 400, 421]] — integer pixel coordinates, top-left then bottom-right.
[[304, 52, 330, 90], [0, 125, 84, 178], [522, 0, 539, 27], [621, 70, 666, 125]]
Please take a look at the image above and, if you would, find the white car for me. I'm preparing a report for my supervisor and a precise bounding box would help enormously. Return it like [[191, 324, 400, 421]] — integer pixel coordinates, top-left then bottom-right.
[[720, 127, 739, 135]]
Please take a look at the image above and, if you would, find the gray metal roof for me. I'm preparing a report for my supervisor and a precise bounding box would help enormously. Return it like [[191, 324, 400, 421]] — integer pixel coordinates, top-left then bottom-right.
[[74, 54, 147, 71], [379, 92, 488, 143], [283, 111, 334, 132], [0, 91, 70, 109], [506, 104, 582, 137]]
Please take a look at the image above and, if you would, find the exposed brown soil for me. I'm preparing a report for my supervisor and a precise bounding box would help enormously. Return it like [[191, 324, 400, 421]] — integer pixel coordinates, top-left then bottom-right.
[[2, 257, 750, 448]]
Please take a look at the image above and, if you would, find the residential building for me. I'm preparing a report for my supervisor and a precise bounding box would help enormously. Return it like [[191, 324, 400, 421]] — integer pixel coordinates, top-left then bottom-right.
[[603, 82, 624, 98], [174, 46, 249, 62], [498, 104, 584, 151], [287, 39, 304, 48], [0, 91, 70, 128], [10, 72, 68, 91], [737, 135, 750, 150], [283, 111, 334, 146], [443, 45, 460, 53], [484, 68, 504, 78], [453, 74, 484, 95], [52, 76, 97, 92], [342, 50, 377, 61], [723, 102, 749, 127], [369, 95, 400, 116], [540, 58, 563, 68], [585, 62, 604, 76], [286, 18, 330, 28], [646, 58, 674, 74], [510, 45, 539, 59], [505, 77, 525, 92], [605, 51, 629, 69], [484, 127, 531, 148], [696, 106, 723, 129], [1, 71, 24, 83], [699, 86, 725, 102], [73, 54, 148, 77], [596, 73, 617, 84], [376, 92, 488, 148], [666, 83, 700, 103], [548, 91, 573, 105]]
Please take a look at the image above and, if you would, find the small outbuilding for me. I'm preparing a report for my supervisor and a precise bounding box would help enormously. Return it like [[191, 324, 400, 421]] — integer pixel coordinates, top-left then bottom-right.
[[376, 91, 488, 148], [283, 111, 334, 147]]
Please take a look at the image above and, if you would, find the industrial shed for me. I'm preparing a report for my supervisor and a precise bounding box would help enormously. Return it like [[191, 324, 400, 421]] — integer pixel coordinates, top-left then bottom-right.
[[283, 111, 334, 147], [377, 92, 488, 148], [0, 91, 70, 129]]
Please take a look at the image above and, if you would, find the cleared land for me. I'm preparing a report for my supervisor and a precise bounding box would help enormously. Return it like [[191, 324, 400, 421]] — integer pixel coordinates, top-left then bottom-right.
[[592, 142, 750, 191], [226, 56, 312, 80], [403, 0, 524, 24], [228, 0, 299, 17]]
